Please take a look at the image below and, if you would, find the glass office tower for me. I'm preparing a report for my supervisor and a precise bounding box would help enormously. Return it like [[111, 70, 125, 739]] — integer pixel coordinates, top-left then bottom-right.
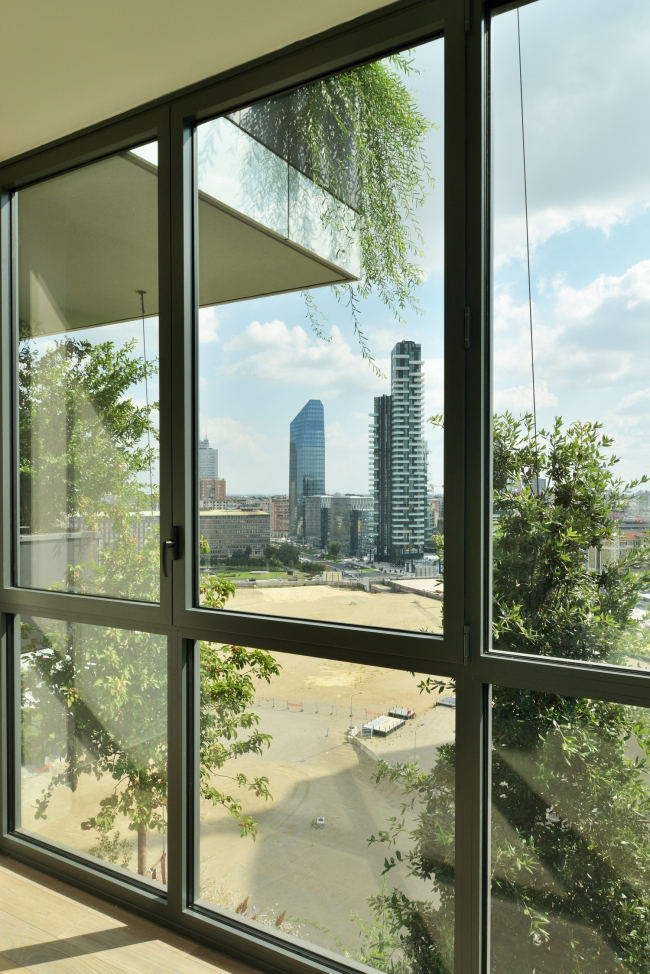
[[289, 399, 325, 538]]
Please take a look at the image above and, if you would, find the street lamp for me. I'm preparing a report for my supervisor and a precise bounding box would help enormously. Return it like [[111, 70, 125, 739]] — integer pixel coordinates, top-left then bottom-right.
[[350, 691, 364, 719], [413, 722, 425, 763]]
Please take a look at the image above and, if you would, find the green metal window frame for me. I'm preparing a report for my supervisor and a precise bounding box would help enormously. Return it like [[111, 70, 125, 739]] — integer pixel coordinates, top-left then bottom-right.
[[1, 1, 648, 972]]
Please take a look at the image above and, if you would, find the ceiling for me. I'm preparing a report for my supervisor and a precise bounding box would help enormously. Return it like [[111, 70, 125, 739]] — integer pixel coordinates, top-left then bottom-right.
[[0, 0, 388, 163]]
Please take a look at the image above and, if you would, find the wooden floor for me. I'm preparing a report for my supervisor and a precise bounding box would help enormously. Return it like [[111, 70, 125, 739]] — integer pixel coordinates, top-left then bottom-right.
[[0, 855, 260, 974]]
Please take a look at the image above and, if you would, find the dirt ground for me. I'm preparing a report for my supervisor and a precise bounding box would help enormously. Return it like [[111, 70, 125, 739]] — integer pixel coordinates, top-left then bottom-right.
[[20, 653, 455, 958], [222, 584, 443, 634], [198, 653, 455, 954]]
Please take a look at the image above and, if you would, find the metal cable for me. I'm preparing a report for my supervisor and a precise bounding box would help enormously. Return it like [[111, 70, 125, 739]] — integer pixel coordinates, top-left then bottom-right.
[[517, 8, 538, 445]]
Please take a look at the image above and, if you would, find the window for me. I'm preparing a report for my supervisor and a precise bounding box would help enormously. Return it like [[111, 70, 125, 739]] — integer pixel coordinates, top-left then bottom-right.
[[491, 0, 650, 673], [19, 617, 167, 885], [1, 3, 649, 974], [16, 144, 160, 602], [195, 41, 444, 636]]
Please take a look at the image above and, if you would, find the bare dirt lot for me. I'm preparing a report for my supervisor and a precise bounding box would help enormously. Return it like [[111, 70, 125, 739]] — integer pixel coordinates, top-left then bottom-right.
[[198, 653, 455, 954], [222, 584, 443, 634], [20, 653, 455, 958]]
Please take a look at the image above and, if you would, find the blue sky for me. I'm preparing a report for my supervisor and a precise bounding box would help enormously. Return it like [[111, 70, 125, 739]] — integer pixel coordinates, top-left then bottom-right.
[[492, 0, 650, 486], [196, 40, 445, 496], [130, 0, 650, 500]]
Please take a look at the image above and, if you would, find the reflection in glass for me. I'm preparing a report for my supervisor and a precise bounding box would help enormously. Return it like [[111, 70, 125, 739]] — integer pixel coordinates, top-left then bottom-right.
[[491, 1, 650, 668], [196, 42, 444, 634], [17, 145, 160, 601], [492, 685, 650, 973], [20, 618, 168, 885], [198, 646, 455, 970]]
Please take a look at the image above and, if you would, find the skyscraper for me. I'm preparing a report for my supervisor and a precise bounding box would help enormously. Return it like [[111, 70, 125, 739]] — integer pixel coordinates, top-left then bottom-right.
[[198, 437, 218, 479], [370, 394, 392, 559], [370, 341, 428, 563], [289, 399, 325, 538]]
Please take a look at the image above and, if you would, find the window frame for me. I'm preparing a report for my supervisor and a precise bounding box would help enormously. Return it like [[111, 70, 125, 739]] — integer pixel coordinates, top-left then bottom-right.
[[1, 2, 647, 974], [0, 2, 481, 970]]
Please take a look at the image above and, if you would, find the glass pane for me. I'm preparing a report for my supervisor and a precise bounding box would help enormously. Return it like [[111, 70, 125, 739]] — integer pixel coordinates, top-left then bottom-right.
[[492, 685, 650, 973], [196, 40, 444, 634], [491, 1, 650, 667], [17, 143, 160, 601], [20, 617, 167, 887], [198, 645, 455, 970]]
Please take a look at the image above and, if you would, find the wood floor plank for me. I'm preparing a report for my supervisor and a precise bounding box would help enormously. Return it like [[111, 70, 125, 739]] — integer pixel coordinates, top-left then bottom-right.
[[0, 874, 125, 942], [0, 908, 125, 974], [0, 953, 31, 973], [0, 858, 263, 974]]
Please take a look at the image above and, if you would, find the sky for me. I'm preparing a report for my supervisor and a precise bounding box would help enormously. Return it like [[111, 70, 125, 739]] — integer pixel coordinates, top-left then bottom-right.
[[492, 0, 650, 486], [196, 40, 445, 496], [53, 0, 650, 503]]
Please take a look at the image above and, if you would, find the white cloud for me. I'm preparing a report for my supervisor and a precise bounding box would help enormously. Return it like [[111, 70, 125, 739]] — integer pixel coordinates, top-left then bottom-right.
[[198, 414, 273, 492], [494, 259, 650, 395], [492, 0, 650, 265], [614, 388, 650, 415], [423, 358, 444, 415], [198, 308, 219, 344], [553, 260, 650, 324], [493, 382, 558, 414], [223, 319, 387, 397]]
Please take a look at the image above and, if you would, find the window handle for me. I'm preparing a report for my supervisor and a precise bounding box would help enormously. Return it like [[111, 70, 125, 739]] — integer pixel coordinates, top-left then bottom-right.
[[162, 526, 181, 577]]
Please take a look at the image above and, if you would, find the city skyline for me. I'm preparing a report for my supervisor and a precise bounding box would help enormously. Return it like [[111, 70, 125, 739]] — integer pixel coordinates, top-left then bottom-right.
[[196, 38, 445, 497]]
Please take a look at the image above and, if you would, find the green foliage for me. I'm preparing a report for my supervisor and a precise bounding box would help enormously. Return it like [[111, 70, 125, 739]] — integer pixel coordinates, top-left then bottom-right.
[[211, 54, 434, 371], [19, 335, 159, 600], [20, 337, 284, 875], [328, 540, 342, 558], [88, 823, 134, 870], [491, 690, 650, 973], [23, 619, 168, 848], [297, 54, 434, 369], [493, 412, 650, 665], [19, 337, 157, 530], [199, 642, 279, 837], [363, 413, 650, 974], [365, 678, 456, 974]]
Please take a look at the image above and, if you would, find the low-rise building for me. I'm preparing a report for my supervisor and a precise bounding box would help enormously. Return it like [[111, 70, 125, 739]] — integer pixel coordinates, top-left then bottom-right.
[[199, 478, 226, 510], [200, 509, 271, 559], [271, 495, 290, 537]]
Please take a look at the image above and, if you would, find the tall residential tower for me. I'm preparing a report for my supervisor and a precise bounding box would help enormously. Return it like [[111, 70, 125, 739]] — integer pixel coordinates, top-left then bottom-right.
[[370, 341, 428, 563], [289, 399, 325, 538]]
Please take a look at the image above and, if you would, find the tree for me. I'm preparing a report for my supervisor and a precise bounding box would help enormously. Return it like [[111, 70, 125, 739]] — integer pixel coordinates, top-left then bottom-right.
[[289, 54, 434, 364], [20, 337, 282, 877], [363, 414, 650, 974], [19, 336, 159, 599], [200, 54, 434, 370], [328, 540, 342, 559]]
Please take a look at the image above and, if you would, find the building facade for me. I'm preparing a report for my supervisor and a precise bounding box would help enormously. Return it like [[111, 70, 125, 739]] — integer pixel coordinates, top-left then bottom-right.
[[198, 437, 218, 480], [199, 477, 226, 510], [289, 399, 325, 538], [370, 341, 428, 564], [304, 493, 372, 554], [199, 509, 270, 560], [369, 394, 392, 560], [271, 495, 290, 537]]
